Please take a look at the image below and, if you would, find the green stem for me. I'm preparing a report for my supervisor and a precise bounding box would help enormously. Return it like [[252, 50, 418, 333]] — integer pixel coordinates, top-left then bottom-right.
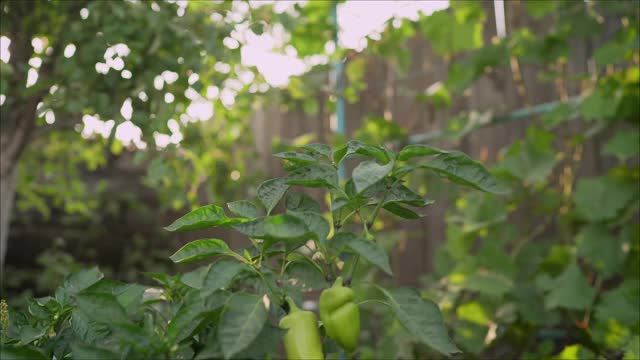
[[279, 250, 289, 279], [346, 254, 360, 281], [347, 179, 401, 282], [345, 209, 368, 281], [357, 209, 370, 237], [253, 267, 282, 303], [510, 216, 552, 258], [339, 210, 357, 227], [582, 275, 603, 326], [227, 252, 251, 264], [369, 178, 401, 227]]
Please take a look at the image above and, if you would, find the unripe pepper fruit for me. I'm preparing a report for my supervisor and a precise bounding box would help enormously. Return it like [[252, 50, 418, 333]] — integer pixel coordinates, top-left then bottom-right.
[[319, 277, 360, 353], [279, 296, 324, 360]]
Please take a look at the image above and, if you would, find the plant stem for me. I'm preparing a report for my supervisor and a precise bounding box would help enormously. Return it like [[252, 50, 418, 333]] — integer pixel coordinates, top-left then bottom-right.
[[227, 252, 251, 264], [347, 178, 400, 282], [279, 250, 288, 279], [369, 177, 401, 228], [346, 254, 359, 282], [510, 216, 552, 258], [357, 209, 370, 237], [253, 267, 282, 303], [582, 275, 603, 327]]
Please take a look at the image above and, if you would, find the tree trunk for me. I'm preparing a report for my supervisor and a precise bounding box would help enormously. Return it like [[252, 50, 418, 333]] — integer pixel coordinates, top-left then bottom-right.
[[0, 106, 39, 269], [0, 166, 17, 270], [0, 2, 59, 270]]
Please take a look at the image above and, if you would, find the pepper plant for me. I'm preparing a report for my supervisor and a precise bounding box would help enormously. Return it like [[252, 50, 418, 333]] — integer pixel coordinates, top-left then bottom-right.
[[1, 141, 507, 359]]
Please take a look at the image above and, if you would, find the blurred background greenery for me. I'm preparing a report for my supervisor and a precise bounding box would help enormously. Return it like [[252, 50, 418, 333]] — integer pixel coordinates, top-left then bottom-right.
[[1, 0, 638, 358]]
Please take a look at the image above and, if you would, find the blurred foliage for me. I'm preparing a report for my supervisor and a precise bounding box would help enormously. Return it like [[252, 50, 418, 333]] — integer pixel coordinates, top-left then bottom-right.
[[342, 1, 638, 359], [354, 116, 407, 145], [1, 0, 639, 358], [1, 0, 265, 220], [270, 0, 640, 358]]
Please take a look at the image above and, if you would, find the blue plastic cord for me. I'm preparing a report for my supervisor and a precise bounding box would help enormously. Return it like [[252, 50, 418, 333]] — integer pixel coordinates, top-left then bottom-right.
[[406, 96, 582, 145], [331, 2, 347, 179]]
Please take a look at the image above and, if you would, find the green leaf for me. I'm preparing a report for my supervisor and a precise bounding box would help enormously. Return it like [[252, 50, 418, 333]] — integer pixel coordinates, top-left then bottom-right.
[[419, 84, 453, 109], [603, 130, 640, 160], [110, 322, 154, 350], [197, 323, 284, 360], [227, 200, 259, 219], [457, 301, 490, 325], [71, 343, 119, 360], [393, 165, 418, 178], [384, 184, 434, 207], [498, 127, 558, 184], [573, 177, 637, 221], [204, 290, 232, 312], [420, 152, 509, 194], [284, 192, 321, 213], [596, 281, 640, 326], [167, 301, 223, 343], [262, 214, 309, 242], [116, 284, 146, 316], [421, 6, 484, 56], [576, 224, 626, 277], [545, 264, 596, 310], [397, 144, 448, 161], [232, 218, 267, 238], [594, 41, 629, 67], [553, 344, 595, 360], [233, 215, 310, 244], [287, 163, 339, 189], [203, 259, 246, 292], [61, 267, 104, 295], [333, 233, 392, 275], [274, 151, 318, 165], [330, 232, 353, 251], [26, 298, 52, 319], [462, 272, 512, 298], [18, 326, 47, 345], [218, 293, 268, 359], [84, 279, 130, 296], [302, 143, 332, 158], [181, 265, 211, 289], [76, 293, 129, 324], [287, 210, 330, 248], [195, 342, 223, 360], [257, 178, 290, 215], [524, 0, 556, 18], [0, 346, 48, 360], [143, 272, 173, 287], [353, 160, 395, 194], [234, 324, 286, 359], [286, 260, 327, 291], [383, 202, 421, 219], [355, 116, 408, 144], [71, 308, 110, 344], [454, 321, 487, 354], [542, 103, 574, 129], [165, 204, 243, 232], [623, 335, 640, 360], [170, 239, 233, 264], [594, 27, 637, 66], [580, 91, 619, 120], [333, 141, 390, 164], [378, 287, 460, 356], [449, 191, 508, 234]]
